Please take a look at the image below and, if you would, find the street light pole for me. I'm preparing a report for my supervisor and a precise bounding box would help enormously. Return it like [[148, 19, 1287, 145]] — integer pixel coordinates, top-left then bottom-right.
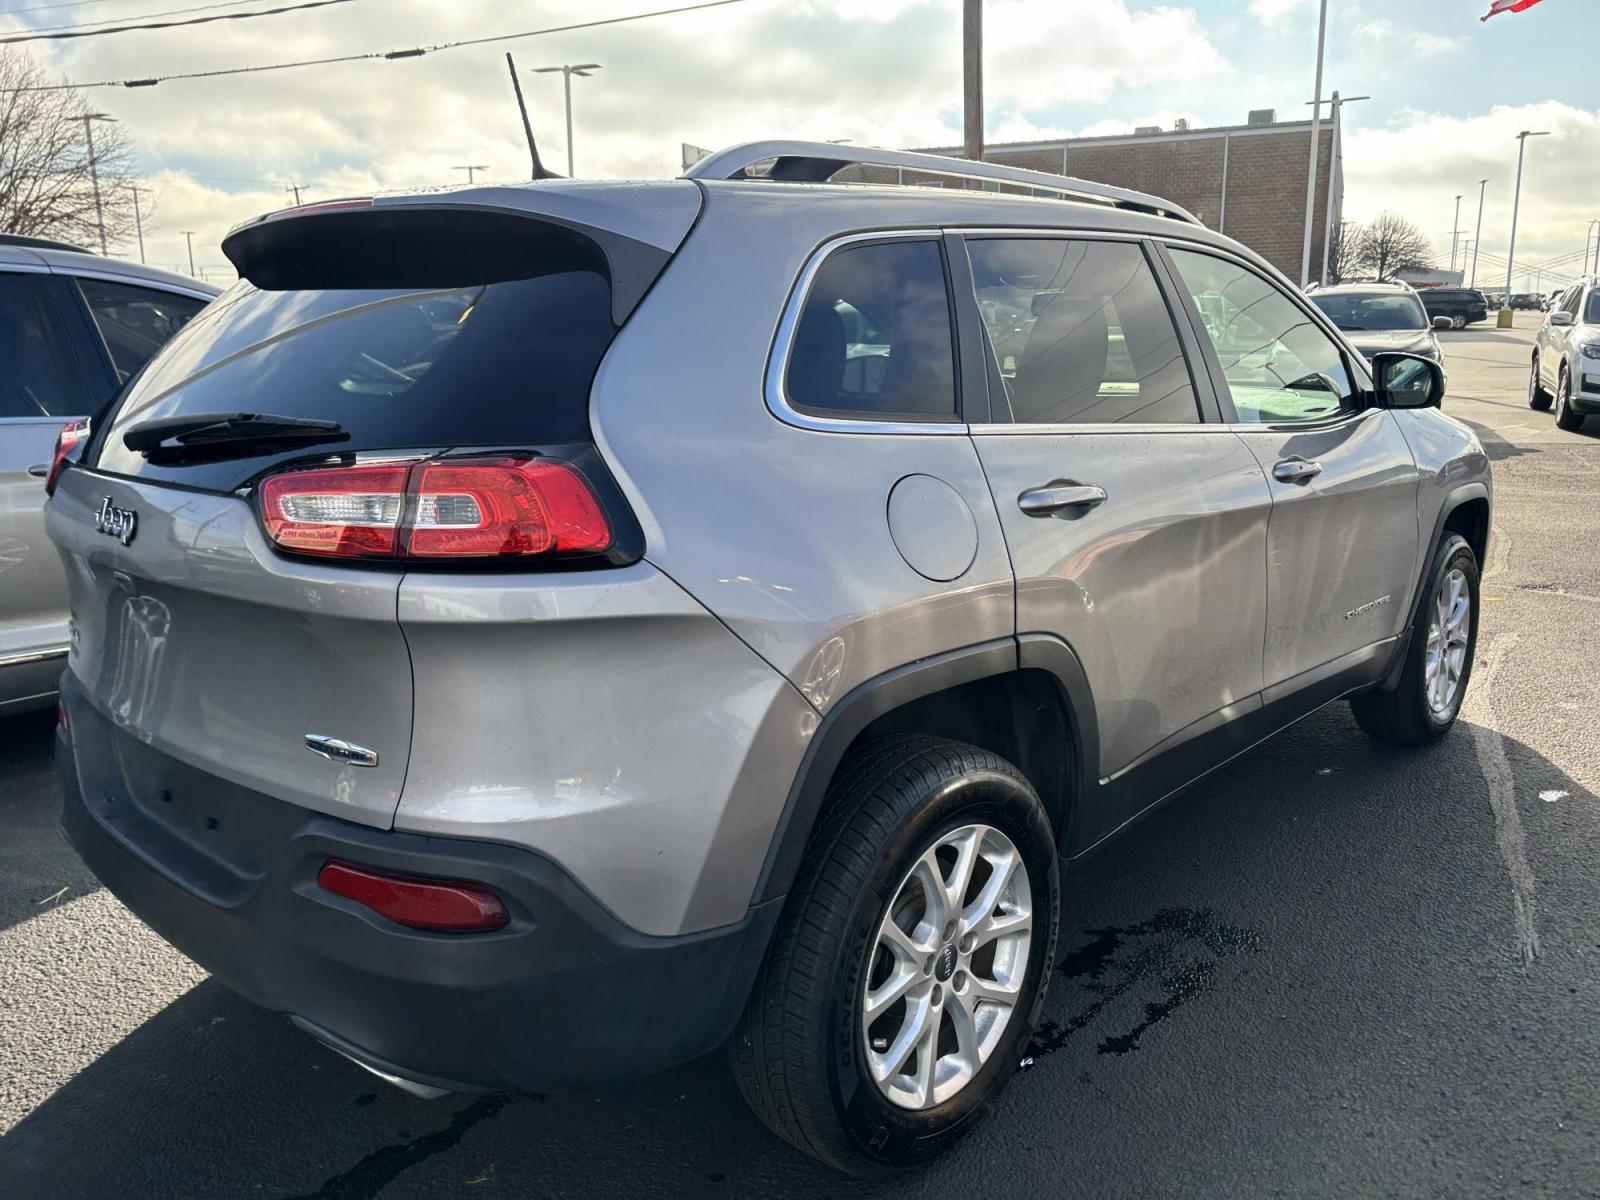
[[1470, 178, 1489, 288], [80, 112, 116, 255], [1449, 194, 1462, 274], [1299, 0, 1329, 286], [1305, 92, 1369, 284], [129, 185, 146, 264], [1589, 218, 1600, 277], [533, 63, 601, 178], [453, 164, 489, 184], [1504, 130, 1550, 315], [181, 230, 196, 278]]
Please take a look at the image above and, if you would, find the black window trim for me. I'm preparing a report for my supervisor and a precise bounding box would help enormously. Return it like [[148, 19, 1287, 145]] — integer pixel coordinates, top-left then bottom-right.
[[765, 230, 968, 434], [952, 228, 1219, 431], [1154, 237, 1377, 433]]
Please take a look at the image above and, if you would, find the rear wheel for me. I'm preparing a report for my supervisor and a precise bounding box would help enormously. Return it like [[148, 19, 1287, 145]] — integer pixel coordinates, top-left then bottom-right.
[[1529, 353, 1552, 410], [1351, 534, 1478, 745], [1555, 364, 1585, 431], [731, 736, 1059, 1176], [1450, 313, 1467, 330]]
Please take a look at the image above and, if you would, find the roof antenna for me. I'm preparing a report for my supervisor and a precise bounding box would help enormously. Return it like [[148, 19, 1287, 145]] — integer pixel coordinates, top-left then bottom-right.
[[506, 52, 561, 179]]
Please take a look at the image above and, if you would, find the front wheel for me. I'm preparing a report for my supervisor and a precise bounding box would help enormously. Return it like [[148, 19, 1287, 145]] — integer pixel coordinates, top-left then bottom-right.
[[1451, 313, 1467, 330], [1555, 365, 1585, 431], [731, 736, 1060, 1176], [1351, 534, 1478, 744]]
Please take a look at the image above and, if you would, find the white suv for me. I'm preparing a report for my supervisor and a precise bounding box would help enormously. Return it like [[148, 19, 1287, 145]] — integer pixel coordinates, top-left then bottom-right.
[[1530, 277, 1600, 431]]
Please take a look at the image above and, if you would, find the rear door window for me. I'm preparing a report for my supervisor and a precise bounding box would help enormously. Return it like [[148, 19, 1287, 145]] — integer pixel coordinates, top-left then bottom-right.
[[784, 238, 958, 420], [77, 278, 209, 382], [0, 270, 80, 418], [966, 237, 1200, 424], [94, 244, 617, 492]]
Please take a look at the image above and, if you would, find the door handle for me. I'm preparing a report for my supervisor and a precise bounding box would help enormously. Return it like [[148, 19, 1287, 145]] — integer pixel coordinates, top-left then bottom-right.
[[1272, 458, 1322, 484], [1018, 483, 1107, 516], [26, 463, 49, 478]]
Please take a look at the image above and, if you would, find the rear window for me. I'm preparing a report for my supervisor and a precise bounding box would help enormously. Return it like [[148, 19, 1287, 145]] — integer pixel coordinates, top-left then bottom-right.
[[93, 242, 615, 492], [1311, 291, 1428, 332]]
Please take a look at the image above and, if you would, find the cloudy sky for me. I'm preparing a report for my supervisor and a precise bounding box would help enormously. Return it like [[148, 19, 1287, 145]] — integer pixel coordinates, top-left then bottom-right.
[[4, 0, 1594, 289]]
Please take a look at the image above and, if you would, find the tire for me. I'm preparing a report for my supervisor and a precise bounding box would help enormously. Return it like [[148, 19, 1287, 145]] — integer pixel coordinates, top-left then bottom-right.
[[1529, 353, 1552, 411], [731, 735, 1060, 1177], [1555, 365, 1585, 431], [1450, 313, 1467, 330], [1351, 534, 1479, 745]]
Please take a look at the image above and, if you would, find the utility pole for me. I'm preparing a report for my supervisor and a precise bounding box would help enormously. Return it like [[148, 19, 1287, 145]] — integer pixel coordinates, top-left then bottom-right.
[[963, 0, 983, 165], [181, 230, 196, 278], [285, 183, 307, 206], [80, 112, 116, 255], [129, 185, 147, 264], [1299, 0, 1329, 286], [1306, 91, 1368, 284], [1470, 178, 1489, 289], [453, 165, 489, 184], [533, 63, 601, 178], [1449, 193, 1463, 274], [1504, 130, 1550, 319]]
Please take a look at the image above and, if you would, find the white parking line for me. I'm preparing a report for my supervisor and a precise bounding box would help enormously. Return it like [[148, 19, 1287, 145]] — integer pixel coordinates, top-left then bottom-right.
[[1460, 633, 1541, 968]]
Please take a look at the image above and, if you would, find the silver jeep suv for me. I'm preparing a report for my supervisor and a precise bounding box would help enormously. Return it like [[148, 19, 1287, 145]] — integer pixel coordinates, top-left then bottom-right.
[[48, 142, 1490, 1176]]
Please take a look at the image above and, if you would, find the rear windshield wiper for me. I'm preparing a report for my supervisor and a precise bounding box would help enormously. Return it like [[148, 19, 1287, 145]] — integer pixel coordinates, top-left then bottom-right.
[[124, 412, 347, 459]]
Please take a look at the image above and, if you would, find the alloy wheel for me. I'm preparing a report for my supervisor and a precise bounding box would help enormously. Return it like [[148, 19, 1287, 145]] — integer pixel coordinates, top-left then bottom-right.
[[860, 823, 1032, 1111], [1424, 566, 1470, 715]]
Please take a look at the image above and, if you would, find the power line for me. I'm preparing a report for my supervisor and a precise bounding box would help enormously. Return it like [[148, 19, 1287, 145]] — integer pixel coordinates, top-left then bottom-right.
[[9, 0, 302, 36], [0, 0, 133, 17], [0, 0, 748, 90], [0, 0, 357, 44]]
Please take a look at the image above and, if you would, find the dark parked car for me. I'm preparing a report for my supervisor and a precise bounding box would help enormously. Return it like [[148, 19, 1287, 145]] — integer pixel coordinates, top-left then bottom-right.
[[1511, 293, 1544, 311], [1419, 288, 1489, 329]]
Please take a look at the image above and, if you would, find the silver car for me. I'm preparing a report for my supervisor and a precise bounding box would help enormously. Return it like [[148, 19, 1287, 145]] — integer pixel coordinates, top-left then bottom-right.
[[0, 234, 216, 714], [47, 143, 1490, 1176], [1530, 276, 1600, 430]]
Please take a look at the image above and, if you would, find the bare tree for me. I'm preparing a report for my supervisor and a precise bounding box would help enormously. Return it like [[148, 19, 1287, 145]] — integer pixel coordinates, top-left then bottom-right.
[[1354, 213, 1433, 283], [0, 50, 139, 252]]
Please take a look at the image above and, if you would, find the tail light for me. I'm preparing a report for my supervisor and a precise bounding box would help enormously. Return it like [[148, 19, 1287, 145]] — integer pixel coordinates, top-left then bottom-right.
[[44, 418, 91, 496], [258, 456, 611, 562], [317, 859, 508, 932]]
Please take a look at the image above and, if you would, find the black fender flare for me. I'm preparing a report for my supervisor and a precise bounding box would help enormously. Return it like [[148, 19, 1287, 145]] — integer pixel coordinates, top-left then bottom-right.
[[750, 636, 1100, 905], [1378, 481, 1491, 693]]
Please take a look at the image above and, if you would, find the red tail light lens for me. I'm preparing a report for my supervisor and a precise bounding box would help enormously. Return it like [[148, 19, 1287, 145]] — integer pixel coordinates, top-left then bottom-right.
[[44, 418, 91, 496], [317, 859, 508, 932], [257, 456, 611, 562]]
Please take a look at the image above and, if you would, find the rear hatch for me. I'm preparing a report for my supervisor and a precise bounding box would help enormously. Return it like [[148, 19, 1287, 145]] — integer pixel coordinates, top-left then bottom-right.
[[47, 185, 700, 827]]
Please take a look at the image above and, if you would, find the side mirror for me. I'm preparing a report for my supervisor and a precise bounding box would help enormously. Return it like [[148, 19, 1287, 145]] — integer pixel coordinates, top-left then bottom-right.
[[1432, 315, 1453, 331], [1372, 351, 1445, 410], [1551, 311, 1576, 327]]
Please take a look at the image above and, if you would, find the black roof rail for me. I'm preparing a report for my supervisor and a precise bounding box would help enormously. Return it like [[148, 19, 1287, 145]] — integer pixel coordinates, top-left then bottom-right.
[[682, 139, 1201, 225], [0, 232, 87, 253]]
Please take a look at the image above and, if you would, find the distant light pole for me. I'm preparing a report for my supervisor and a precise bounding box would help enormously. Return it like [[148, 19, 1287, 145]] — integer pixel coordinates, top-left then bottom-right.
[[1299, 0, 1330, 286], [1588, 218, 1600, 277], [1470, 178, 1489, 288], [453, 164, 489, 184], [128, 184, 147, 265], [1305, 91, 1369, 284], [1504, 130, 1550, 313], [181, 230, 196, 278], [80, 112, 116, 255], [1449, 193, 1463, 274], [533, 63, 601, 178]]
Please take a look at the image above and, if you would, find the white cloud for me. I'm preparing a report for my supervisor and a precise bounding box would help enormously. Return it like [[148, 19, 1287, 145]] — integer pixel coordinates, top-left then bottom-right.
[[1353, 17, 1461, 56], [1249, 0, 1314, 27]]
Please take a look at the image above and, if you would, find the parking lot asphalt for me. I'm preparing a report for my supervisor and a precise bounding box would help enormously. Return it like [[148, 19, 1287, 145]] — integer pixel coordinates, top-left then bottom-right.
[[5, 320, 1600, 1198]]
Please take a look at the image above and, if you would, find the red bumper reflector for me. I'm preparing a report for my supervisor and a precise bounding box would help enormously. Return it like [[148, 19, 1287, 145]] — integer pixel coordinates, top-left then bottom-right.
[[317, 859, 509, 932]]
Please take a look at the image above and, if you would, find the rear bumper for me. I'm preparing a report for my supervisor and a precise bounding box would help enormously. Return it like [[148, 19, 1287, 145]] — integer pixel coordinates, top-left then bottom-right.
[[55, 675, 779, 1094]]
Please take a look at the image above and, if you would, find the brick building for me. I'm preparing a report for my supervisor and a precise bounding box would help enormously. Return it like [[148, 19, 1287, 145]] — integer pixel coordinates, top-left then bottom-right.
[[836, 111, 1341, 284]]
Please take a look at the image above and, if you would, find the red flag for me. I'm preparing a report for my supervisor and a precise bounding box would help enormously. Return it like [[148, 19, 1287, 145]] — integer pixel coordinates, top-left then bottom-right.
[[1483, 0, 1546, 19]]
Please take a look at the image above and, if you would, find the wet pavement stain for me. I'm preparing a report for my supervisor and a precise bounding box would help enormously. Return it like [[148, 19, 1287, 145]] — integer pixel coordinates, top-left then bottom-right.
[[1024, 908, 1262, 1061]]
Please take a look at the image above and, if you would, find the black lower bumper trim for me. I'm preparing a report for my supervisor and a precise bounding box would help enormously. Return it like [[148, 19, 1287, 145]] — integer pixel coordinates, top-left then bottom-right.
[[56, 675, 779, 1093]]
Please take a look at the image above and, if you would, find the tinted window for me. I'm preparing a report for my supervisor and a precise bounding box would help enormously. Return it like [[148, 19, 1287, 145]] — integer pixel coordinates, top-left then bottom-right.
[[96, 252, 616, 492], [1169, 248, 1357, 426], [968, 238, 1198, 424], [1561, 287, 1583, 316], [785, 240, 957, 419], [1311, 291, 1429, 332], [0, 271, 79, 417], [78, 279, 209, 382], [1585, 291, 1600, 324]]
